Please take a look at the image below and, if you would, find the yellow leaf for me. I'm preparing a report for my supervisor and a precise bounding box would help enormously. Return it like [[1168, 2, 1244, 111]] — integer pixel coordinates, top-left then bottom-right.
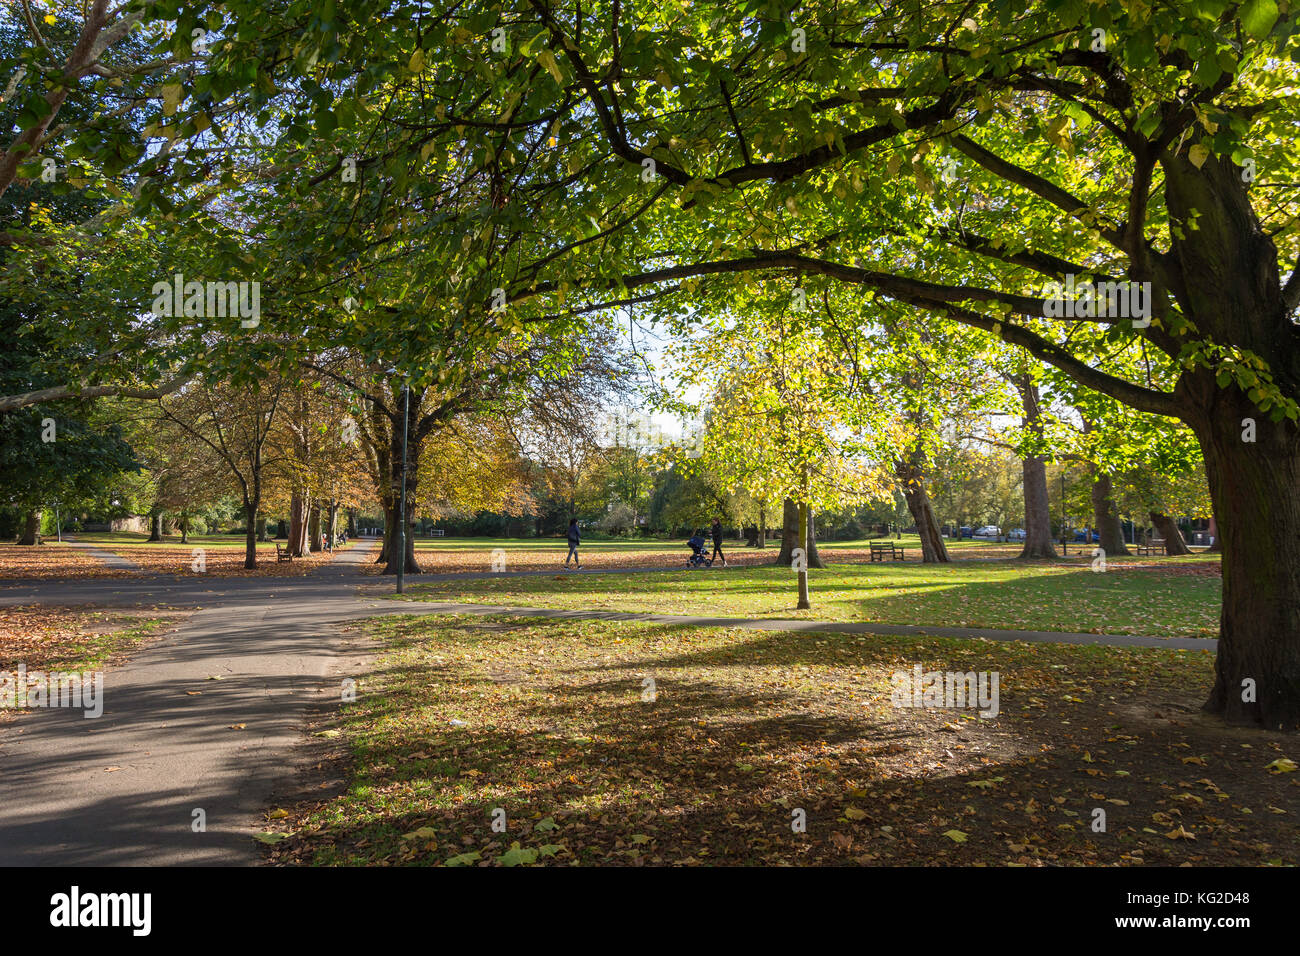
[[942, 829, 968, 843], [1265, 757, 1297, 773], [161, 82, 183, 118], [1188, 144, 1210, 169], [844, 807, 867, 821], [537, 49, 563, 84], [268, 808, 289, 820], [409, 49, 426, 72]]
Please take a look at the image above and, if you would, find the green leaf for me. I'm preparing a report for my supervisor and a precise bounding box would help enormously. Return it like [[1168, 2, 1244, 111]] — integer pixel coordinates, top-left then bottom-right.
[[1240, 0, 1279, 38], [444, 850, 482, 866], [499, 842, 538, 866]]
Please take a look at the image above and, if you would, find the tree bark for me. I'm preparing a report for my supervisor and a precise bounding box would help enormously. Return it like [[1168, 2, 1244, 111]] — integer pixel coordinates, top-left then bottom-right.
[[1019, 453, 1058, 558], [1015, 376, 1058, 559], [148, 510, 163, 542], [382, 413, 423, 574], [180, 514, 190, 544], [776, 497, 799, 565], [796, 499, 810, 609], [1149, 511, 1192, 556], [287, 496, 309, 556], [243, 501, 258, 569], [1192, 395, 1300, 726], [17, 509, 40, 545], [895, 455, 949, 563], [255, 516, 268, 542], [1091, 471, 1131, 557], [309, 504, 323, 553], [805, 506, 825, 569]]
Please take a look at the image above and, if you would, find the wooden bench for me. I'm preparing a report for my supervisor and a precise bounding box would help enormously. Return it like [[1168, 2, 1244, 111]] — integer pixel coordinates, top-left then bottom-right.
[[275, 543, 293, 563], [869, 542, 906, 562], [1134, 539, 1166, 556]]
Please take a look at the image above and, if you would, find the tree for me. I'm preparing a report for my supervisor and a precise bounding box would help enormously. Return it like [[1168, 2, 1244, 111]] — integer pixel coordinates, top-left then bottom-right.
[[155, 373, 287, 569], [326, 0, 1295, 724], [681, 315, 894, 607]]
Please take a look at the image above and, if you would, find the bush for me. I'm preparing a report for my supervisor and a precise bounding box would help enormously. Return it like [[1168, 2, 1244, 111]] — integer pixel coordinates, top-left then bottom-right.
[[593, 502, 637, 535]]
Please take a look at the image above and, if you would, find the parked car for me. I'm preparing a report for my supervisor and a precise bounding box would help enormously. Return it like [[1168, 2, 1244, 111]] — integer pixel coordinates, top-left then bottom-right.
[[957, 526, 973, 539], [1008, 528, 1027, 540], [973, 525, 1001, 539]]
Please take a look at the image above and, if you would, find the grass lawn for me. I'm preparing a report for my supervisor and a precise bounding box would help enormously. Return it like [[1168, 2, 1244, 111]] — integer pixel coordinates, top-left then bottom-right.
[[393, 557, 1222, 640], [265, 613, 1297, 867]]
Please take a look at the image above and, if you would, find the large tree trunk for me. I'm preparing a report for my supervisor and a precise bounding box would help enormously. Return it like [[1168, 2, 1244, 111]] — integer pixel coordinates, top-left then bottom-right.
[[1091, 471, 1131, 556], [1149, 511, 1192, 556], [895, 455, 949, 563], [148, 510, 163, 542], [243, 501, 258, 569], [17, 508, 40, 545], [347, 509, 357, 537], [1193, 396, 1300, 727], [758, 504, 766, 548], [382, 413, 423, 575], [309, 504, 323, 553], [1019, 454, 1058, 558], [255, 516, 268, 542], [1158, 148, 1300, 726], [796, 500, 810, 609], [805, 507, 825, 569], [776, 497, 799, 565], [1015, 376, 1058, 559], [180, 513, 190, 545], [288, 491, 310, 557]]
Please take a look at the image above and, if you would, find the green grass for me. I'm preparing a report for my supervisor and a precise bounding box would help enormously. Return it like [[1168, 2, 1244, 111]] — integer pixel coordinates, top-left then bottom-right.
[[397, 558, 1221, 639]]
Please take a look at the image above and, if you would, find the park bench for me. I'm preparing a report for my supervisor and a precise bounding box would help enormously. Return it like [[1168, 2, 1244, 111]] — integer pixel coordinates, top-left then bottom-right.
[[274, 543, 293, 563], [1134, 539, 1166, 556], [429, 529, 445, 537], [869, 542, 906, 562]]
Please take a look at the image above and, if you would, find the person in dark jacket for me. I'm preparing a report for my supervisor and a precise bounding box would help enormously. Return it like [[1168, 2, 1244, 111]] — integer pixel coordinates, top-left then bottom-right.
[[711, 517, 726, 567], [565, 517, 581, 569]]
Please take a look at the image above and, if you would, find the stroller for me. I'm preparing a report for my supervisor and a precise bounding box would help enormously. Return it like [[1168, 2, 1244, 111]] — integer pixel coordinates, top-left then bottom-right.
[[686, 531, 712, 568]]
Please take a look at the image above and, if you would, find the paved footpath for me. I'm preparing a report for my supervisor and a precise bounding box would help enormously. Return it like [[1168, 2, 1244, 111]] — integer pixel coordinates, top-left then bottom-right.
[[0, 542, 387, 865], [0, 542, 1209, 865]]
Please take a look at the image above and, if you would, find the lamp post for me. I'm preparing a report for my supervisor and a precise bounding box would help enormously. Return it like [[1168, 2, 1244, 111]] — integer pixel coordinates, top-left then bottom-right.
[[396, 380, 409, 595]]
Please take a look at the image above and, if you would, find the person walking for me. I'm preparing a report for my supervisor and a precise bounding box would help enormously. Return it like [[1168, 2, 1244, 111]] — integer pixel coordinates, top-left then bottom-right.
[[711, 517, 727, 567], [565, 517, 581, 569]]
